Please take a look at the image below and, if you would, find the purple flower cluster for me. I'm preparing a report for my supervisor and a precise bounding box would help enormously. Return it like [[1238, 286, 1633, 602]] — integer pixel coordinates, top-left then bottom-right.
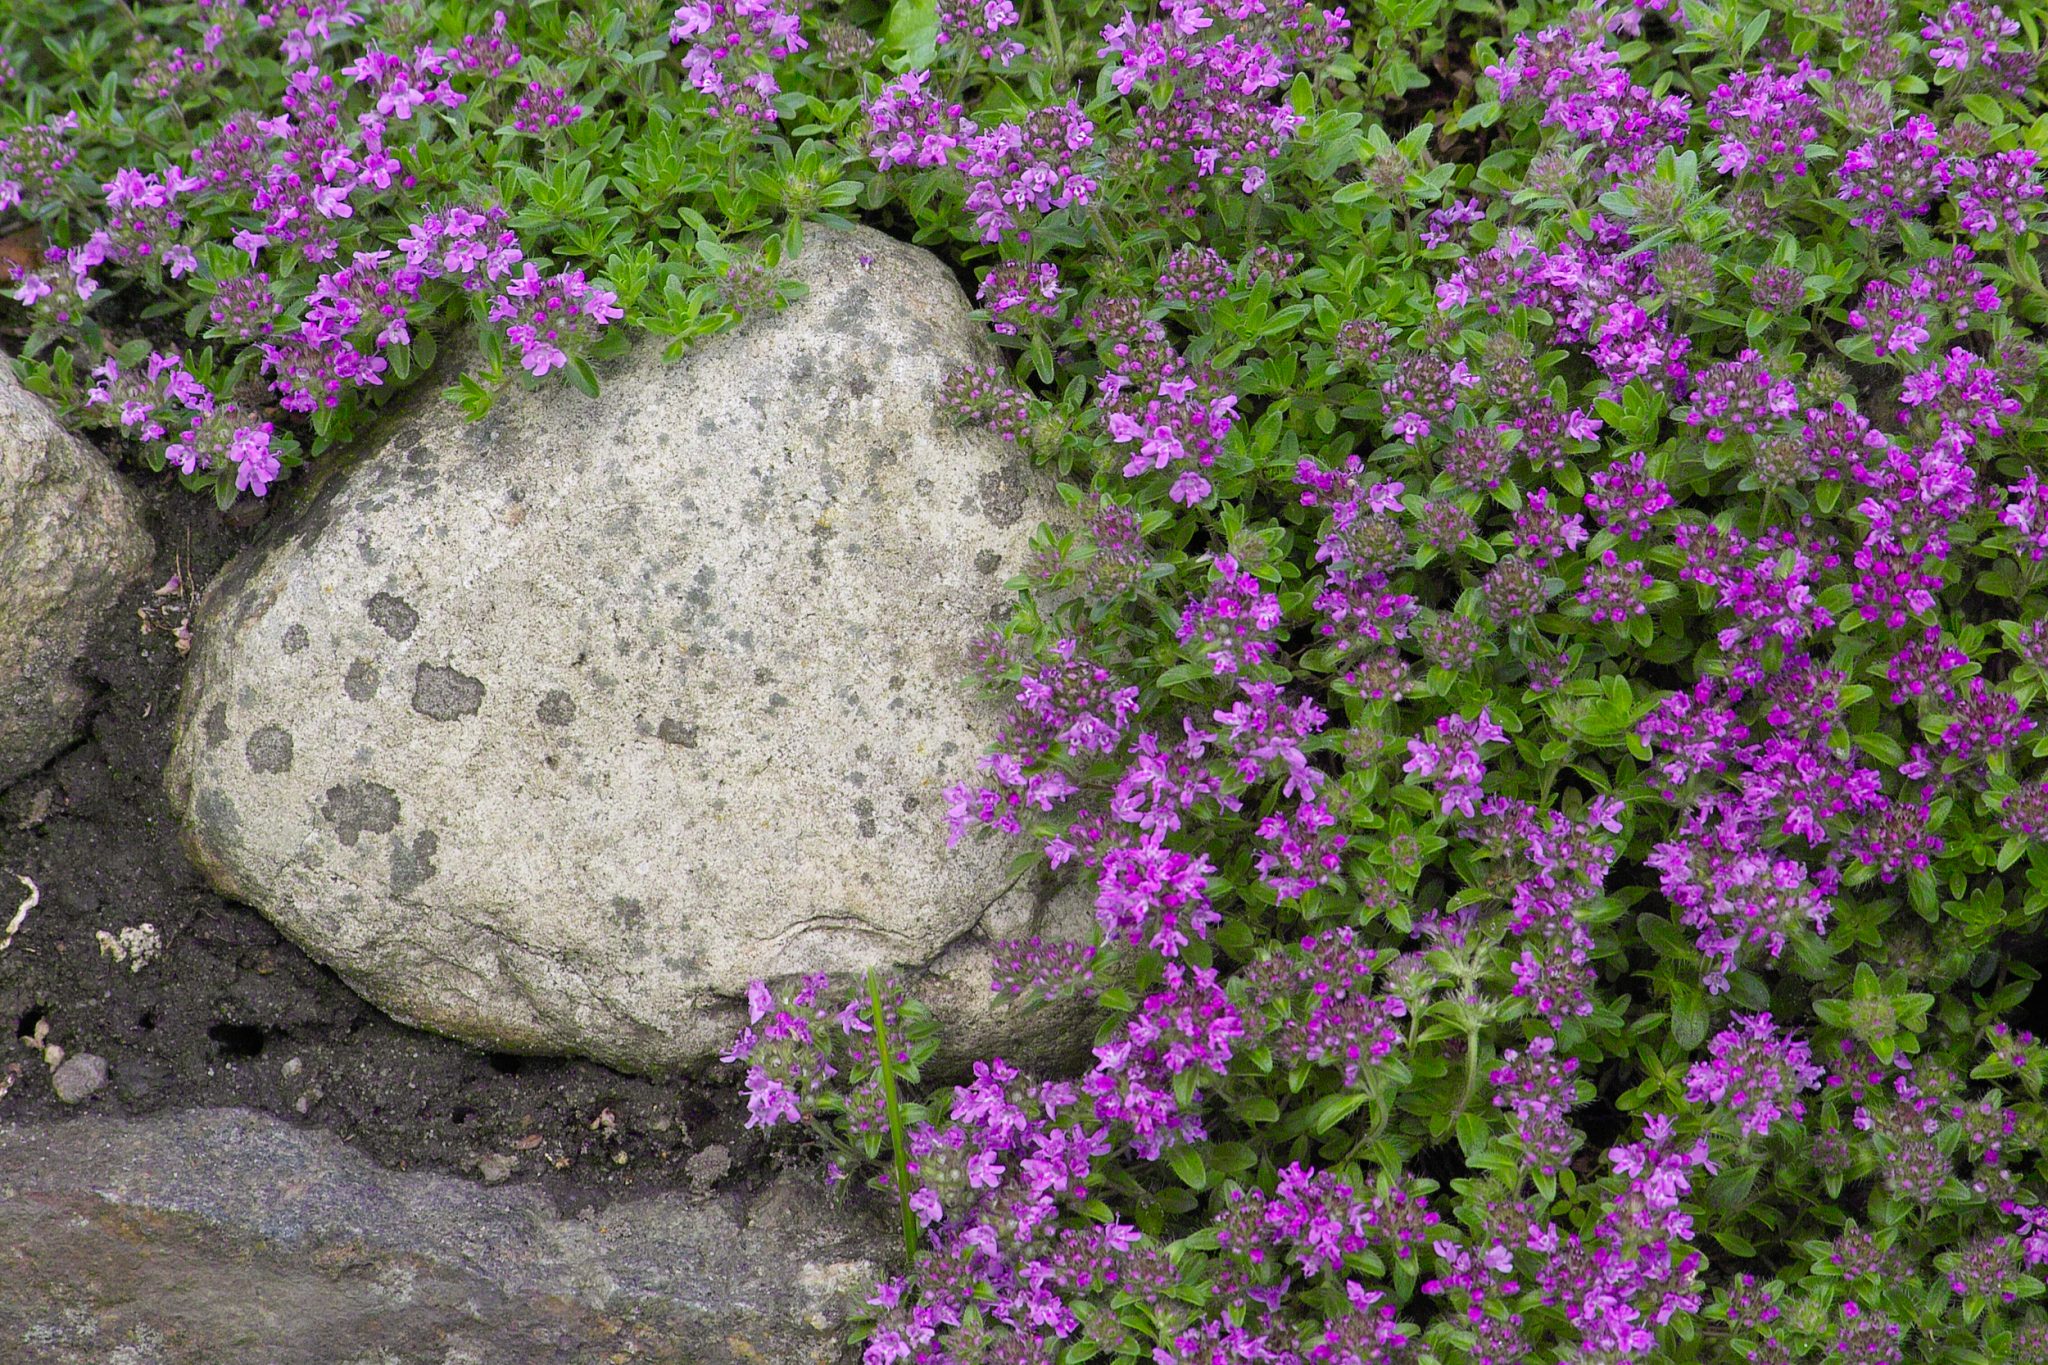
[[1487, 25, 1692, 179], [396, 205, 620, 378], [938, 360, 1033, 443], [1683, 348, 1798, 442], [1520, 1115, 1716, 1361], [1158, 243, 1234, 310], [2, 10, 623, 503], [1837, 115, 1951, 229], [864, 71, 969, 170], [1095, 308, 1238, 504], [1491, 1035, 1584, 1174], [1953, 147, 2044, 236], [1176, 553, 1283, 676], [512, 81, 585, 135], [976, 259, 1062, 335], [1576, 549, 1654, 624], [1922, 1, 2030, 84], [1584, 452, 1673, 540], [256, 0, 365, 65], [1647, 798, 1834, 991], [487, 263, 623, 377], [1404, 709, 1505, 819], [722, 974, 855, 1128], [1705, 64, 1822, 181], [85, 350, 282, 494], [670, 0, 807, 125], [1099, 0, 1345, 198], [960, 101, 1098, 243], [1379, 349, 1476, 444], [1684, 1013, 1824, 1139], [0, 114, 80, 214], [936, 0, 1025, 66]]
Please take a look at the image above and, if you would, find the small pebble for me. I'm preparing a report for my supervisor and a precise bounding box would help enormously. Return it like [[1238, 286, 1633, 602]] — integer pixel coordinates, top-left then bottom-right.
[[685, 1143, 732, 1191], [52, 1054, 109, 1105], [476, 1152, 517, 1185]]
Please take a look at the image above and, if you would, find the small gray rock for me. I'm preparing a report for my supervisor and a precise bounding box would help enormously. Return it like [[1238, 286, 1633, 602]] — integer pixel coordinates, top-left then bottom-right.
[[166, 225, 1090, 1073], [50, 1053, 108, 1105], [685, 1142, 732, 1192], [473, 1152, 516, 1185], [0, 360, 155, 786]]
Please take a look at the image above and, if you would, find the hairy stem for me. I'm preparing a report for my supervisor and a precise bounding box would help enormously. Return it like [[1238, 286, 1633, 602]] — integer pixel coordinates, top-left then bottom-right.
[[1445, 1024, 1484, 1126]]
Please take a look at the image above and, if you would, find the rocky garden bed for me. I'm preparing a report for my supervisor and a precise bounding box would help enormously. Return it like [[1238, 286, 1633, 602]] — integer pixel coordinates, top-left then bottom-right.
[[6, 0, 2048, 1363]]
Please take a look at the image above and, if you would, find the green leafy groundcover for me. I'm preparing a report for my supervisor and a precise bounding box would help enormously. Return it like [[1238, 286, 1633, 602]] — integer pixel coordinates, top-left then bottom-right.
[[8, 0, 2048, 1360]]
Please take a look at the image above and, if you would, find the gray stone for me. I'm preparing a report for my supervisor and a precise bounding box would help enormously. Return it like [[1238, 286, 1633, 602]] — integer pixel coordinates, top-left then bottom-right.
[[0, 1108, 887, 1364], [0, 361, 154, 786], [685, 1143, 733, 1192], [166, 226, 1090, 1073], [50, 1054, 108, 1104]]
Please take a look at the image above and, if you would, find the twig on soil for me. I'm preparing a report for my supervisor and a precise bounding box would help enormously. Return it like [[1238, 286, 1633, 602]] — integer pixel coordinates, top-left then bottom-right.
[[0, 874, 36, 953]]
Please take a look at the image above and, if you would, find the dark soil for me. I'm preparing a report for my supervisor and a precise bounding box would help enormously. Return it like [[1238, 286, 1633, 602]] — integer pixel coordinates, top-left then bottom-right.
[[0, 472, 776, 1207]]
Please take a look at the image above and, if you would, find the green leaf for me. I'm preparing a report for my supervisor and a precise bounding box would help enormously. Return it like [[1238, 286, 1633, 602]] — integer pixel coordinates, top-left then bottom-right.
[[1813, 999, 1856, 1029], [882, 0, 938, 68], [1636, 914, 1692, 960], [1312, 1091, 1371, 1134], [1962, 94, 2008, 128], [1908, 866, 1939, 921], [1234, 1095, 1282, 1125], [1168, 1146, 1208, 1190], [1713, 1229, 1758, 1257], [1289, 71, 1312, 120], [1208, 1142, 1257, 1175], [866, 970, 920, 1263], [1456, 1112, 1490, 1159], [1671, 981, 1709, 1050], [1708, 1163, 1761, 1209], [567, 356, 601, 399], [1157, 661, 1217, 689]]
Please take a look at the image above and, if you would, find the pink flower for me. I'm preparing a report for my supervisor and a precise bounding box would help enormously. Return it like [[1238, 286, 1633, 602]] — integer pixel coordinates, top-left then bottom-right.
[[908, 1187, 943, 1225], [1388, 411, 1432, 443], [518, 338, 568, 377]]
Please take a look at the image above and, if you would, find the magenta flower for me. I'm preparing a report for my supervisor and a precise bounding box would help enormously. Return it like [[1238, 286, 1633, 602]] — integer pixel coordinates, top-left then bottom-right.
[[670, 0, 808, 125], [743, 1068, 804, 1127], [1685, 1013, 1824, 1139]]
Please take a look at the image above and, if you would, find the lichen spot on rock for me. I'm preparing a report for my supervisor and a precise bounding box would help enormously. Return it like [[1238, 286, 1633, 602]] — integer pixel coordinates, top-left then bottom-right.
[[411, 663, 484, 721], [366, 591, 418, 641], [244, 726, 294, 775], [321, 780, 401, 848]]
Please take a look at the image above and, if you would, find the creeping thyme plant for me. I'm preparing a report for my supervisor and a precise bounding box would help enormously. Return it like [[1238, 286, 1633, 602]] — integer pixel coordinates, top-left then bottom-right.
[[10, 0, 2048, 1359]]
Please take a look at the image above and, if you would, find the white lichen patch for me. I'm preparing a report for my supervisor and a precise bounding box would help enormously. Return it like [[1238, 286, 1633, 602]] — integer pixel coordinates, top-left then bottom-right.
[[96, 922, 163, 972]]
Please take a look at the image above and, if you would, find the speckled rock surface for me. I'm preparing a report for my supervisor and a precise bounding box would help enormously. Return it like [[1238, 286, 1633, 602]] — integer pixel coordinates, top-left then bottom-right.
[[166, 225, 1087, 1072], [0, 360, 155, 786], [0, 1108, 888, 1364]]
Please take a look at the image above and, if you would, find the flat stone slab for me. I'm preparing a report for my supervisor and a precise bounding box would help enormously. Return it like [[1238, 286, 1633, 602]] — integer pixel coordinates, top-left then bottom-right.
[[165, 226, 1081, 1071], [0, 1108, 887, 1364]]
